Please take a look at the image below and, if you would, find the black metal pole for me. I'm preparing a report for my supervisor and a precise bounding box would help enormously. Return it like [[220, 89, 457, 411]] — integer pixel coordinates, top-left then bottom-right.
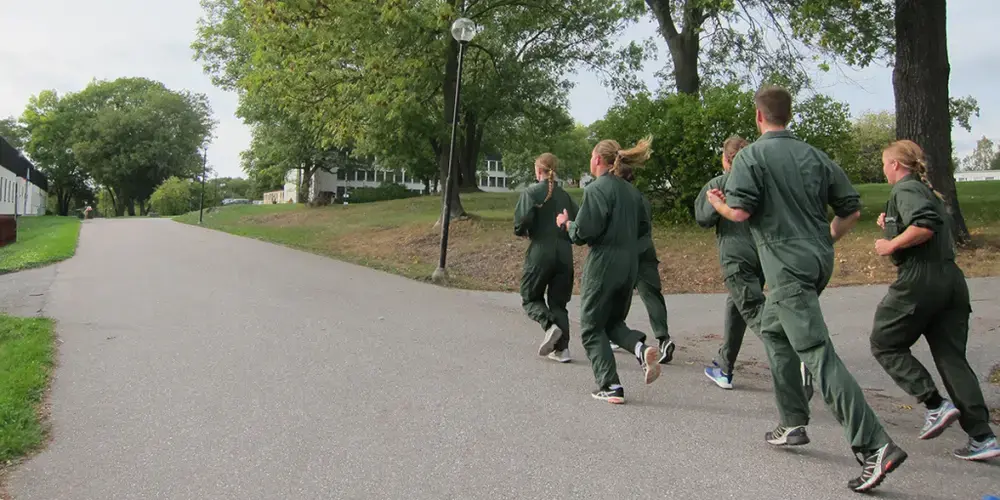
[[198, 149, 207, 224], [436, 41, 467, 276]]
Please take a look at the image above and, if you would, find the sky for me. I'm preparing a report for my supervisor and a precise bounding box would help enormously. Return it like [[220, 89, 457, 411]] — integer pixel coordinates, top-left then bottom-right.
[[2, 0, 997, 179]]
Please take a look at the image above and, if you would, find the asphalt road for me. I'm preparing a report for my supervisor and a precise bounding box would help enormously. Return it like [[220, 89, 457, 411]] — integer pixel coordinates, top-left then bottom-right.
[[4, 218, 998, 499]]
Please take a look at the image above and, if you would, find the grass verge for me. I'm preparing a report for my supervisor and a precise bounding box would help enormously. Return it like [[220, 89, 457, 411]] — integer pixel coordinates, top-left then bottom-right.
[[176, 181, 1000, 294], [0, 315, 54, 465], [0, 217, 81, 274]]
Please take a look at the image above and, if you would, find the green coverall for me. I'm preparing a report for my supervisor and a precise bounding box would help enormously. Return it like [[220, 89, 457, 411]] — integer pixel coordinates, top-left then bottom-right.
[[695, 173, 765, 374], [567, 172, 649, 389], [514, 181, 579, 353], [870, 176, 994, 439], [724, 129, 890, 452], [635, 193, 671, 343]]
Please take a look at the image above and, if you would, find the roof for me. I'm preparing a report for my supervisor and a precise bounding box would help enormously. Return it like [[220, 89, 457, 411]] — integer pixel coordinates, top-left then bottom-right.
[[0, 137, 49, 192]]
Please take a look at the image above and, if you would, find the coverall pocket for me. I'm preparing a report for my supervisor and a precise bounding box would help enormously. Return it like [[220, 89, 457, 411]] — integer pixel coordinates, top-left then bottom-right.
[[770, 284, 828, 352]]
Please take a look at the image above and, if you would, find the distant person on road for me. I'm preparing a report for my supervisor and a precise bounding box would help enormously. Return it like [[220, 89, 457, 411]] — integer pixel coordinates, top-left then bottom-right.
[[707, 85, 906, 492], [870, 139, 999, 461], [611, 162, 675, 365], [556, 137, 661, 404], [696, 135, 814, 399], [514, 153, 579, 363]]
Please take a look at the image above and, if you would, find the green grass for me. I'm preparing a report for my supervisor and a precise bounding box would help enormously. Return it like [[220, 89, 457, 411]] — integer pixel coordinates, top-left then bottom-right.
[[0, 217, 82, 274], [0, 315, 54, 463], [176, 181, 1000, 294]]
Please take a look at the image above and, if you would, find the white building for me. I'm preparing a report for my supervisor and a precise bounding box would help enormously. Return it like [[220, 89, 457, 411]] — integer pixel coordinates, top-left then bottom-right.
[[0, 138, 47, 216], [477, 154, 512, 192], [955, 170, 1000, 182]]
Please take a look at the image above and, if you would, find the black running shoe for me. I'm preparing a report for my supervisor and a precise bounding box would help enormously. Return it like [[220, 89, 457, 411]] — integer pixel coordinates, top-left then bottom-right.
[[847, 442, 907, 492], [658, 339, 675, 364], [765, 425, 810, 446], [591, 386, 625, 404]]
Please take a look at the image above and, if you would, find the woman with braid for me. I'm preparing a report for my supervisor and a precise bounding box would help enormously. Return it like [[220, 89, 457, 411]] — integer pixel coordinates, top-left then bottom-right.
[[556, 137, 661, 404], [871, 140, 999, 461], [514, 153, 579, 362]]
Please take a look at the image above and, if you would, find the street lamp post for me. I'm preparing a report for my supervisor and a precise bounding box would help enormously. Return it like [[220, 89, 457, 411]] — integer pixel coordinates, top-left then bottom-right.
[[198, 148, 208, 225], [432, 17, 478, 284]]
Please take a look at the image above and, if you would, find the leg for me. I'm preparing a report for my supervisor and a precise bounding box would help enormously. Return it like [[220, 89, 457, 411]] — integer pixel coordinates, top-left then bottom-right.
[[775, 285, 891, 452], [869, 295, 939, 403], [547, 261, 574, 352], [520, 263, 556, 332], [635, 251, 669, 341], [758, 299, 810, 429], [579, 280, 620, 390], [925, 294, 995, 439], [715, 295, 747, 374], [715, 271, 764, 373]]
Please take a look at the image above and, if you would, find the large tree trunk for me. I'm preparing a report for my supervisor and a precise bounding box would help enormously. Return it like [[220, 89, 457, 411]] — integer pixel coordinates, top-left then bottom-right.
[[458, 110, 483, 192], [436, 39, 467, 223], [126, 198, 136, 217], [138, 199, 146, 216], [893, 0, 970, 244], [646, 0, 703, 95], [297, 164, 317, 204], [56, 189, 71, 216]]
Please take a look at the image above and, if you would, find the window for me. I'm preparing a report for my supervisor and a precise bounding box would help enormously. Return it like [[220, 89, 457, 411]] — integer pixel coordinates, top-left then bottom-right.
[[480, 176, 487, 187], [987, 176, 996, 181], [336, 169, 346, 180], [488, 176, 496, 187]]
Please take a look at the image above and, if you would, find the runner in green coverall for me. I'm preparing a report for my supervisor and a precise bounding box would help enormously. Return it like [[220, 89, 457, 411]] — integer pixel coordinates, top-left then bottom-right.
[[707, 85, 906, 493], [871, 140, 999, 461], [696, 136, 814, 399], [556, 137, 662, 404], [514, 153, 579, 363]]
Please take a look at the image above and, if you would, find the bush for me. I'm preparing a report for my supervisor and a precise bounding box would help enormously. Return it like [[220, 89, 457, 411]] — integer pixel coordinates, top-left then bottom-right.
[[346, 183, 420, 204], [150, 177, 196, 216]]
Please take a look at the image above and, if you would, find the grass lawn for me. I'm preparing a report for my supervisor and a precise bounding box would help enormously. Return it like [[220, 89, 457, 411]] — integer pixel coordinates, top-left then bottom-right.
[[0, 315, 54, 464], [0, 217, 81, 274], [176, 181, 1000, 294]]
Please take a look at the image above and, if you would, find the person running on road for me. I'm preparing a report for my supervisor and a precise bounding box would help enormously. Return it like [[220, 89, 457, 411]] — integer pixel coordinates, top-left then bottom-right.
[[514, 153, 579, 363], [616, 164, 675, 365], [556, 137, 661, 404], [696, 135, 814, 399], [870, 139, 999, 461], [707, 85, 906, 492]]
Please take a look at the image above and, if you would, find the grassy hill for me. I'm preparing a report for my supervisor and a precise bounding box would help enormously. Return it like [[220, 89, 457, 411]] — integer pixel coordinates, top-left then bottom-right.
[[176, 181, 1000, 294]]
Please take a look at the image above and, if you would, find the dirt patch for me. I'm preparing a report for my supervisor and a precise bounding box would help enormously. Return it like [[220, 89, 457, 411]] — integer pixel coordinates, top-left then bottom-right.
[[990, 364, 1000, 386]]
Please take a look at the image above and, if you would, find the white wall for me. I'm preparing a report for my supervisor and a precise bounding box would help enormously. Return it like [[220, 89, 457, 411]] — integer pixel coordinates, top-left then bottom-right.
[[955, 170, 1000, 182], [0, 166, 46, 216]]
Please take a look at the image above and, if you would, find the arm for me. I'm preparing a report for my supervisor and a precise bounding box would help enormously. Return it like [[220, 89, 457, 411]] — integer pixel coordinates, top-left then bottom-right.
[[637, 195, 652, 240], [694, 179, 722, 228], [875, 225, 935, 255], [566, 188, 610, 246], [721, 153, 760, 222], [513, 189, 536, 237], [826, 156, 863, 242], [875, 184, 943, 255]]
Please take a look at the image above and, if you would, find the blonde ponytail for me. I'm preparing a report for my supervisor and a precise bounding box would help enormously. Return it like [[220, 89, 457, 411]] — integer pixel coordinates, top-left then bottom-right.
[[884, 140, 944, 200], [596, 135, 653, 178]]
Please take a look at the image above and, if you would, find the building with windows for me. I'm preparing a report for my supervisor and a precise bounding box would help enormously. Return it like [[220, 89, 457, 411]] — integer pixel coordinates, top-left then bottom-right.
[[0, 137, 48, 216], [477, 154, 512, 192], [955, 170, 1000, 182]]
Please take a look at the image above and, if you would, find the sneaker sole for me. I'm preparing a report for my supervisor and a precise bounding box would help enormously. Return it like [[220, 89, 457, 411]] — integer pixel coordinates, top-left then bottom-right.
[[953, 447, 1000, 461], [704, 370, 733, 390], [643, 347, 661, 384], [548, 354, 572, 364], [766, 431, 810, 446], [592, 393, 625, 405], [658, 342, 675, 364], [918, 407, 961, 440], [853, 448, 907, 492], [538, 327, 564, 356]]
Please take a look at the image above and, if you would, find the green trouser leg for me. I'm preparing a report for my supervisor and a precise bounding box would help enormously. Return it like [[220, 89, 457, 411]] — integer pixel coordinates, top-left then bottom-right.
[[580, 264, 643, 389], [715, 271, 765, 374], [635, 248, 669, 341], [762, 283, 890, 451], [520, 260, 573, 351], [870, 268, 994, 438]]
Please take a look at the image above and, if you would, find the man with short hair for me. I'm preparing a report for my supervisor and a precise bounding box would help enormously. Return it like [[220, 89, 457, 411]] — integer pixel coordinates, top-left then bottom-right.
[[706, 85, 907, 493]]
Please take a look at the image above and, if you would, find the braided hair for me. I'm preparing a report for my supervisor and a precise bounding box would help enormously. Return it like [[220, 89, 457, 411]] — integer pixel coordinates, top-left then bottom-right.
[[884, 140, 944, 200], [534, 153, 558, 206]]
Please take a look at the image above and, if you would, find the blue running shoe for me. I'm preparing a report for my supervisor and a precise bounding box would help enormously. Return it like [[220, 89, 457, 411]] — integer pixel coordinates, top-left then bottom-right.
[[954, 435, 1000, 461], [705, 362, 733, 390]]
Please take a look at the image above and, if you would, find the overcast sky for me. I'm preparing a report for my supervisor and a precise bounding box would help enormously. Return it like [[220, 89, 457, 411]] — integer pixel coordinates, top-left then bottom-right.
[[2, 0, 996, 178]]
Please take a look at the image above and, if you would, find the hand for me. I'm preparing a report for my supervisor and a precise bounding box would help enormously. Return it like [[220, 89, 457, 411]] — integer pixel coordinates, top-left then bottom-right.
[[874, 238, 896, 256], [555, 209, 569, 229], [877, 212, 886, 230], [707, 188, 726, 206]]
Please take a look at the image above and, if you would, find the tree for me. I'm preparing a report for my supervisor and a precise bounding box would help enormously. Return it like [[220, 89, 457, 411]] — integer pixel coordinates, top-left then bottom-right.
[[789, 93, 853, 170], [18, 91, 93, 216], [65, 78, 215, 216], [0, 117, 27, 150], [892, 0, 970, 243], [194, 0, 644, 222], [844, 111, 896, 184], [961, 137, 998, 172], [150, 177, 196, 216]]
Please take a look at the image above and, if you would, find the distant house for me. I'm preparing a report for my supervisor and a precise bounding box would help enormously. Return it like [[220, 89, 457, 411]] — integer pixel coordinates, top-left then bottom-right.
[[0, 137, 48, 216], [955, 169, 1000, 182]]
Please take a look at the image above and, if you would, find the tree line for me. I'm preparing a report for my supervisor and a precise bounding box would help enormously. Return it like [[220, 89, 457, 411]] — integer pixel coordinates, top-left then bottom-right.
[[0, 78, 215, 216]]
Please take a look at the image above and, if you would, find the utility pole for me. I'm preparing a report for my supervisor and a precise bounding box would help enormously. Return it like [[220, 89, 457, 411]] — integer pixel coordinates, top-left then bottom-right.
[[198, 148, 207, 225]]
